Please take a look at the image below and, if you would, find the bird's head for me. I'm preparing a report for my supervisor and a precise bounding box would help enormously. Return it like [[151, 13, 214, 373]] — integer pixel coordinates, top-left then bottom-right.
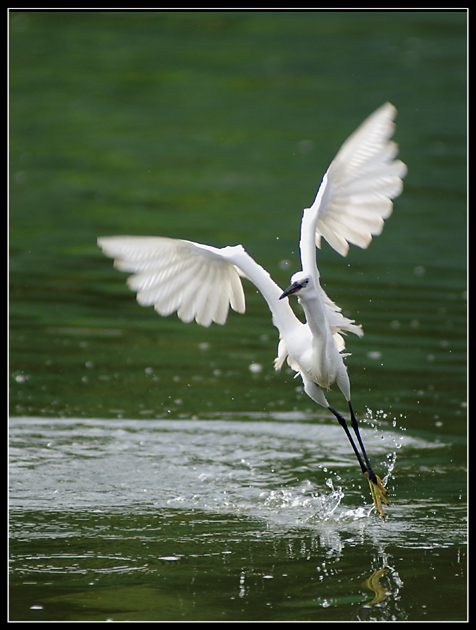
[[279, 271, 313, 300]]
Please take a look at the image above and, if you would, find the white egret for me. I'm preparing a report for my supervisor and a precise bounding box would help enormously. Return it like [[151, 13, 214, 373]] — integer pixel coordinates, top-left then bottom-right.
[[98, 102, 407, 519]]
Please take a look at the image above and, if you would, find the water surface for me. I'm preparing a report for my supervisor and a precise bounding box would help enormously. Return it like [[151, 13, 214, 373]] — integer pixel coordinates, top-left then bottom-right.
[[10, 416, 466, 621]]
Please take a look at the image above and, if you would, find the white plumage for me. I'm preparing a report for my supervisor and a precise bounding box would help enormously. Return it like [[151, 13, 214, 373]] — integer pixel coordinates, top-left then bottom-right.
[[98, 102, 407, 519], [110, 238, 246, 326]]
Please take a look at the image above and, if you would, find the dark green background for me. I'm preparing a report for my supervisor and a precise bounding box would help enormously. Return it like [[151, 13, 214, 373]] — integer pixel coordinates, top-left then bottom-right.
[[10, 10, 466, 621]]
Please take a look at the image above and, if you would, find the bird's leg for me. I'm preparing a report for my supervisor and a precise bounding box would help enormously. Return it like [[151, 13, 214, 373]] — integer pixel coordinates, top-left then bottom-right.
[[347, 402, 377, 484], [347, 402, 390, 519], [328, 405, 368, 475], [328, 403, 389, 520]]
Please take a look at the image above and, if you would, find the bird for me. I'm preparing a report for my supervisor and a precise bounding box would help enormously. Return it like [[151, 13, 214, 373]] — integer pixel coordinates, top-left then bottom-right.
[[98, 102, 407, 520]]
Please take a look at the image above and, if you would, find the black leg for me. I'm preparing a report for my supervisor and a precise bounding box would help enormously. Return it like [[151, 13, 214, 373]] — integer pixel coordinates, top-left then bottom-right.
[[348, 401, 379, 485], [329, 402, 390, 519], [328, 405, 368, 475]]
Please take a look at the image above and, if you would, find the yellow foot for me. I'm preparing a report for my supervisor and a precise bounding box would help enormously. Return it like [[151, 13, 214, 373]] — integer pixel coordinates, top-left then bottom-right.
[[362, 568, 390, 605], [364, 472, 390, 521]]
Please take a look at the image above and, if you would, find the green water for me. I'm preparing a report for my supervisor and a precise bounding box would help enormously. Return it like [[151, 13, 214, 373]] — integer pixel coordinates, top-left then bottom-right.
[[9, 10, 466, 621]]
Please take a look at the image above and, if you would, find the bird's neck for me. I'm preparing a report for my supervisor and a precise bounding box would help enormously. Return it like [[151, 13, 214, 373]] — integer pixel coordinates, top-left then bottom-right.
[[297, 287, 329, 340]]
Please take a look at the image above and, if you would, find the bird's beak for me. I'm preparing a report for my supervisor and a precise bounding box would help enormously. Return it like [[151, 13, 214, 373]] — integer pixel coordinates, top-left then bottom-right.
[[279, 281, 301, 300]]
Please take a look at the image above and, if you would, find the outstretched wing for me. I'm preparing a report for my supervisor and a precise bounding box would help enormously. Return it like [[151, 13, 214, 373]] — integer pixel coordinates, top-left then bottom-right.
[[309, 102, 407, 257], [98, 236, 246, 327]]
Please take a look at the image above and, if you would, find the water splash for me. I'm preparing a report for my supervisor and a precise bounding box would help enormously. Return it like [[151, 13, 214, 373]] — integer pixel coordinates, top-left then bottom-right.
[[260, 476, 345, 524], [364, 407, 403, 486]]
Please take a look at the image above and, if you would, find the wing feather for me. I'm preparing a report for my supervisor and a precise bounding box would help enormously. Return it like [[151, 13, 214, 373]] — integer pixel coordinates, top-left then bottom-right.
[[98, 236, 246, 327], [311, 102, 407, 256]]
